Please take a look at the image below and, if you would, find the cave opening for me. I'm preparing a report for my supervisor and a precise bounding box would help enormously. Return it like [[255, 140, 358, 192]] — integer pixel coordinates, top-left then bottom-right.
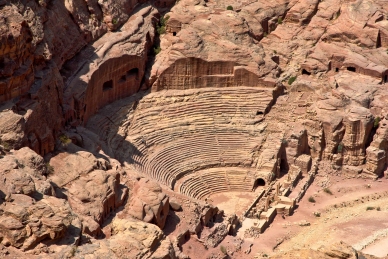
[[376, 32, 382, 48], [280, 158, 289, 174], [256, 111, 264, 115], [347, 67, 356, 72], [103, 80, 113, 91], [254, 178, 266, 188], [302, 69, 311, 75]]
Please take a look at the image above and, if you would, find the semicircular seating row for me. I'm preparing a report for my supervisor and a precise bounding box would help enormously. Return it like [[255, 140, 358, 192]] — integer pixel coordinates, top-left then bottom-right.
[[176, 167, 256, 200], [97, 87, 276, 194]]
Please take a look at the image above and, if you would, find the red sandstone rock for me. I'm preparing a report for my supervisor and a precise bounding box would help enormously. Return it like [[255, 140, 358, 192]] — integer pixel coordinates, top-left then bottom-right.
[[48, 148, 128, 237], [125, 178, 170, 229], [63, 5, 159, 124], [75, 218, 176, 259], [149, 0, 287, 91], [67, 169, 128, 236], [0, 194, 80, 251]]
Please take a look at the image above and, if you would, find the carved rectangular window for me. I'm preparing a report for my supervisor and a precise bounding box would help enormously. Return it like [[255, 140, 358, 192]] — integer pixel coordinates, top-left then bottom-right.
[[103, 80, 113, 91], [127, 68, 139, 80]]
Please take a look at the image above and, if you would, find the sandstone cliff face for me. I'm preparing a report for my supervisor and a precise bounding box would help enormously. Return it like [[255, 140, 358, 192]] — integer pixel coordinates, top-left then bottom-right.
[[63, 4, 158, 124], [0, 5, 33, 103], [149, 0, 286, 91], [365, 117, 388, 177], [0, 0, 154, 156]]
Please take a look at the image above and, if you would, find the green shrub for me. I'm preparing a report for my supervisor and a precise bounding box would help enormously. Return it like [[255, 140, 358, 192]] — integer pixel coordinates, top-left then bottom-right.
[[220, 245, 227, 255], [226, 5, 233, 10], [69, 246, 77, 257], [288, 76, 297, 85], [337, 143, 343, 153], [374, 116, 380, 128], [157, 26, 166, 35], [160, 15, 169, 26], [153, 46, 161, 55], [0, 138, 10, 151], [156, 15, 169, 35], [323, 188, 333, 195], [59, 134, 71, 145], [277, 17, 283, 24], [308, 196, 316, 203]]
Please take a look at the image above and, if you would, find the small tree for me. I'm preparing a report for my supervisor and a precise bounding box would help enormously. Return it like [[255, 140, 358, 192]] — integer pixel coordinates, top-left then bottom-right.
[[337, 143, 343, 153], [288, 76, 297, 85], [59, 134, 71, 145], [220, 245, 227, 255], [153, 46, 161, 55], [156, 15, 170, 35], [374, 116, 380, 128], [323, 188, 333, 195], [226, 5, 233, 10]]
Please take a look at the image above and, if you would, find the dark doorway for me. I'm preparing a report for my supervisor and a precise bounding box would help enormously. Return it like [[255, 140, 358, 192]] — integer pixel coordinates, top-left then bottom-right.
[[302, 69, 311, 75], [254, 178, 266, 188], [103, 80, 113, 91], [347, 67, 356, 72], [377, 32, 382, 48]]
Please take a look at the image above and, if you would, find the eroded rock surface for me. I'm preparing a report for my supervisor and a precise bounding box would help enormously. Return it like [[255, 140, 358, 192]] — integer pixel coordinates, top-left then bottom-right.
[[2, 0, 388, 257], [75, 218, 176, 259], [124, 178, 169, 229]]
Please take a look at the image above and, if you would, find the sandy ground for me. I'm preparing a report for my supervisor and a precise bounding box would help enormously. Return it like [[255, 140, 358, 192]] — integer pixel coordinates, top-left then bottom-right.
[[248, 173, 388, 258], [209, 191, 259, 216]]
